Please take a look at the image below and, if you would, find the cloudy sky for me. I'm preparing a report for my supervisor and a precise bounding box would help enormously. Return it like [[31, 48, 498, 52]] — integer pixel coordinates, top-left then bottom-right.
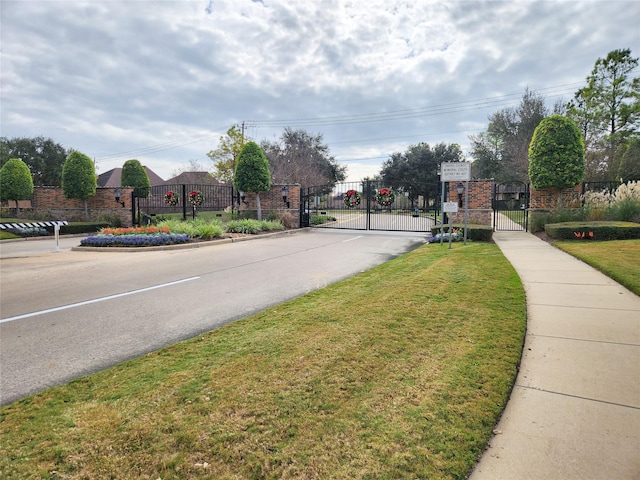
[[1, 0, 639, 182]]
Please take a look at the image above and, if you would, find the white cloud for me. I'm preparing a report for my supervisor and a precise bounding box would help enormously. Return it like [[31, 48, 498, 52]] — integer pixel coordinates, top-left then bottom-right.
[[1, 0, 638, 182]]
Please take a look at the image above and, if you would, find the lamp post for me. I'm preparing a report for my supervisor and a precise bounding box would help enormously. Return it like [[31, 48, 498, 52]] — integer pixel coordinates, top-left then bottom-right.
[[456, 182, 464, 207], [113, 188, 125, 207]]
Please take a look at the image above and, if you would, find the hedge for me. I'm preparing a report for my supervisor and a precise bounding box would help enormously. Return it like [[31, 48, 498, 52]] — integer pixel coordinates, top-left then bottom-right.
[[44, 222, 110, 235], [545, 221, 640, 240], [431, 224, 493, 242]]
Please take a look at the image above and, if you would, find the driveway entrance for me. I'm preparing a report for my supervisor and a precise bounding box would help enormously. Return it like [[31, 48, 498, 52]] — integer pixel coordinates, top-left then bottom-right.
[[301, 181, 438, 233]]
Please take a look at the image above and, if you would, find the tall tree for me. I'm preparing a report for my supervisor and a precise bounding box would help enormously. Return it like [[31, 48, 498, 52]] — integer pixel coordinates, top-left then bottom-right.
[[0, 136, 70, 186], [567, 48, 640, 180], [233, 142, 271, 220], [62, 151, 97, 218], [261, 128, 346, 189], [528, 115, 585, 190], [207, 125, 246, 183], [121, 159, 151, 198], [380, 142, 463, 208], [469, 88, 549, 182], [0, 158, 34, 214], [616, 137, 640, 182]]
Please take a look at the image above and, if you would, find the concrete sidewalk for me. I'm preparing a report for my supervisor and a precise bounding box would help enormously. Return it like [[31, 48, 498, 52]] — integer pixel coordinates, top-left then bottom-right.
[[469, 231, 640, 479]]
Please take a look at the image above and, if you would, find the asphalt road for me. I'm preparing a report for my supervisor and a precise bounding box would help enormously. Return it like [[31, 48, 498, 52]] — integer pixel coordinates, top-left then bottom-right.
[[0, 229, 427, 405]]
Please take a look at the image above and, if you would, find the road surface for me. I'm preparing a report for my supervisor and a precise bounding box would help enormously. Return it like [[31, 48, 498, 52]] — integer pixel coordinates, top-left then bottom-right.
[[0, 229, 426, 405]]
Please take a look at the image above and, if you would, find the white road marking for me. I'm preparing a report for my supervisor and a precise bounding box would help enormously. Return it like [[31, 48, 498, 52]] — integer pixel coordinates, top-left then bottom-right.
[[0, 277, 200, 324], [342, 236, 363, 242]]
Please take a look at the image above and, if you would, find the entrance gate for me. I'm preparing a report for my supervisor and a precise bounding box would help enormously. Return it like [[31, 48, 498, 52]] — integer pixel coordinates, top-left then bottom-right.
[[301, 180, 439, 233], [493, 182, 529, 231]]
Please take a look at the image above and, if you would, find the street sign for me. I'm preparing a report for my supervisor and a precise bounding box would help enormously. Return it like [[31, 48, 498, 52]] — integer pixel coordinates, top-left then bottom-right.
[[440, 162, 471, 181], [443, 202, 458, 213]]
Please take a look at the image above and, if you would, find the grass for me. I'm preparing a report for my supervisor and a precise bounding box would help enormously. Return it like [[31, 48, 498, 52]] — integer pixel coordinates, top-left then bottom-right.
[[553, 239, 640, 295], [0, 243, 526, 480]]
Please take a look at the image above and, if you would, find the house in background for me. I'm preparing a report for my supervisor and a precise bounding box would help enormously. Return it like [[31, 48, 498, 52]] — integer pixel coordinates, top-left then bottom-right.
[[97, 167, 165, 187], [163, 171, 221, 185]]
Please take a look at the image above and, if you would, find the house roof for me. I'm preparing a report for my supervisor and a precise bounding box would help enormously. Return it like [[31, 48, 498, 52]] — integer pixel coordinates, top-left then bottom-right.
[[163, 171, 221, 185], [97, 167, 165, 187]]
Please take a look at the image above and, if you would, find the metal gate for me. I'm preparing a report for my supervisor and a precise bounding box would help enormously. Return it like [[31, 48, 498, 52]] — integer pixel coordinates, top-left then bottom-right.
[[493, 182, 529, 231], [300, 180, 439, 233], [134, 184, 237, 224]]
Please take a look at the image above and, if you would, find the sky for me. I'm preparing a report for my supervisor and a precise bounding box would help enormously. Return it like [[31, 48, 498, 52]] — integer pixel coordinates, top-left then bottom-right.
[[1, 0, 639, 183]]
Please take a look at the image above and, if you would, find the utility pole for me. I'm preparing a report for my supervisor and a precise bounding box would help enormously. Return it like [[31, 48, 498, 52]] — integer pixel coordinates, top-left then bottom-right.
[[240, 121, 245, 144]]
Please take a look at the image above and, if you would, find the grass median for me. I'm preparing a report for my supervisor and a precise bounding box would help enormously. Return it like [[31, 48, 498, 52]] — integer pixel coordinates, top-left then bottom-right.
[[0, 242, 526, 480]]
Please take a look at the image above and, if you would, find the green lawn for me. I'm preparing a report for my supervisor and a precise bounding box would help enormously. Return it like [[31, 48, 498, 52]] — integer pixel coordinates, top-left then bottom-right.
[[0, 243, 526, 480], [553, 239, 640, 295]]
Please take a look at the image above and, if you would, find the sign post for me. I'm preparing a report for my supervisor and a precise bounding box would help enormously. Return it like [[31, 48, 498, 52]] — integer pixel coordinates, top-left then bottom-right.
[[439, 162, 471, 246], [443, 202, 458, 249]]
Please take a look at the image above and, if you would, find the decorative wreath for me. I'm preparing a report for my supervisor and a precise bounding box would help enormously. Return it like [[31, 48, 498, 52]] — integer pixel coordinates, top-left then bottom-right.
[[164, 190, 179, 206], [188, 190, 204, 206], [344, 189, 362, 208], [376, 188, 395, 207]]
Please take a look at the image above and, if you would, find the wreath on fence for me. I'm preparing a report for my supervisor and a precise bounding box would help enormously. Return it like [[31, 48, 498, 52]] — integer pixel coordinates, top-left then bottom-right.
[[344, 189, 362, 208], [376, 188, 395, 207], [164, 190, 179, 206], [188, 190, 204, 206]]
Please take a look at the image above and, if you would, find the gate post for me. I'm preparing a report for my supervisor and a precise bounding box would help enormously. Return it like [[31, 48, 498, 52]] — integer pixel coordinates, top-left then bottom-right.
[[366, 179, 372, 230], [181, 184, 187, 220]]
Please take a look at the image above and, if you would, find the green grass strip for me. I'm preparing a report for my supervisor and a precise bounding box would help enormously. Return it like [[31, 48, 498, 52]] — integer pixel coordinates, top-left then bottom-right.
[[0, 243, 526, 480], [553, 239, 640, 295]]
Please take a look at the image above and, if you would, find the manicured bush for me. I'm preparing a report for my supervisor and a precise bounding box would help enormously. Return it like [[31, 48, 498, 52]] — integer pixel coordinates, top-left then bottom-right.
[[528, 115, 585, 190], [545, 221, 640, 240], [43, 222, 109, 235], [430, 224, 493, 242], [121, 159, 150, 198], [0, 158, 34, 214]]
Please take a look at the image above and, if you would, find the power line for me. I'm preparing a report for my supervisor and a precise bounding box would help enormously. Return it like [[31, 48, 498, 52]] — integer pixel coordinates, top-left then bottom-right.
[[94, 82, 584, 162]]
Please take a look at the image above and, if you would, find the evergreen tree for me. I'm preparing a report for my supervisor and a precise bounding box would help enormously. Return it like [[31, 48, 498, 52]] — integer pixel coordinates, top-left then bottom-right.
[[121, 159, 151, 198], [528, 115, 585, 190], [62, 151, 97, 218], [233, 142, 271, 220], [0, 158, 34, 214]]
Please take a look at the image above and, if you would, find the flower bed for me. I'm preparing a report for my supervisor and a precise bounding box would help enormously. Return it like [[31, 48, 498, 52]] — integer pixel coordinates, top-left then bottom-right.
[[80, 233, 191, 247]]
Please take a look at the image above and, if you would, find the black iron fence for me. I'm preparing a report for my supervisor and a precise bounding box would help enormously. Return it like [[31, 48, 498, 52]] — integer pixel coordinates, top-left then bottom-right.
[[135, 184, 236, 222]]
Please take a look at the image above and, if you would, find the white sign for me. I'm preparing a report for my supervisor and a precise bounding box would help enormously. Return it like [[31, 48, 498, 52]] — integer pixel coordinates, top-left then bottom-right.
[[440, 162, 471, 181], [443, 202, 459, 213]]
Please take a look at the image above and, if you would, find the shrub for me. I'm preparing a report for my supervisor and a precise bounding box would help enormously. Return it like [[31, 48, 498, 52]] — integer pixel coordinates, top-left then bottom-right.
[[0, 158, 34, 214], [225, 219, 261, 234], [430, 224, 493, 242], [6, 226, 49, 237], [528, 115, 585, 190], [311, 215, 336, 225], [581, 181, 640, 222], [95, 213, 124, 227], [121, 159, 150, 198], [545, 221, 640, 240]]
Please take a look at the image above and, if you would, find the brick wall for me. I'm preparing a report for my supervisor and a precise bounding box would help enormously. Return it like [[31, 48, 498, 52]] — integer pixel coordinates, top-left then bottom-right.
[[446, 179, 494, 225], [30, 186, 134, 226], [529, 185, 582, 209], [238, 184, 301, 227]]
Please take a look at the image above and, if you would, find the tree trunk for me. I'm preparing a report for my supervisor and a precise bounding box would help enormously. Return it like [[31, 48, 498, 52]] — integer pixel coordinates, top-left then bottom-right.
[[15, 200, 20, 216], [84, 199, 89, 219], [256, 193, 262, 221]]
